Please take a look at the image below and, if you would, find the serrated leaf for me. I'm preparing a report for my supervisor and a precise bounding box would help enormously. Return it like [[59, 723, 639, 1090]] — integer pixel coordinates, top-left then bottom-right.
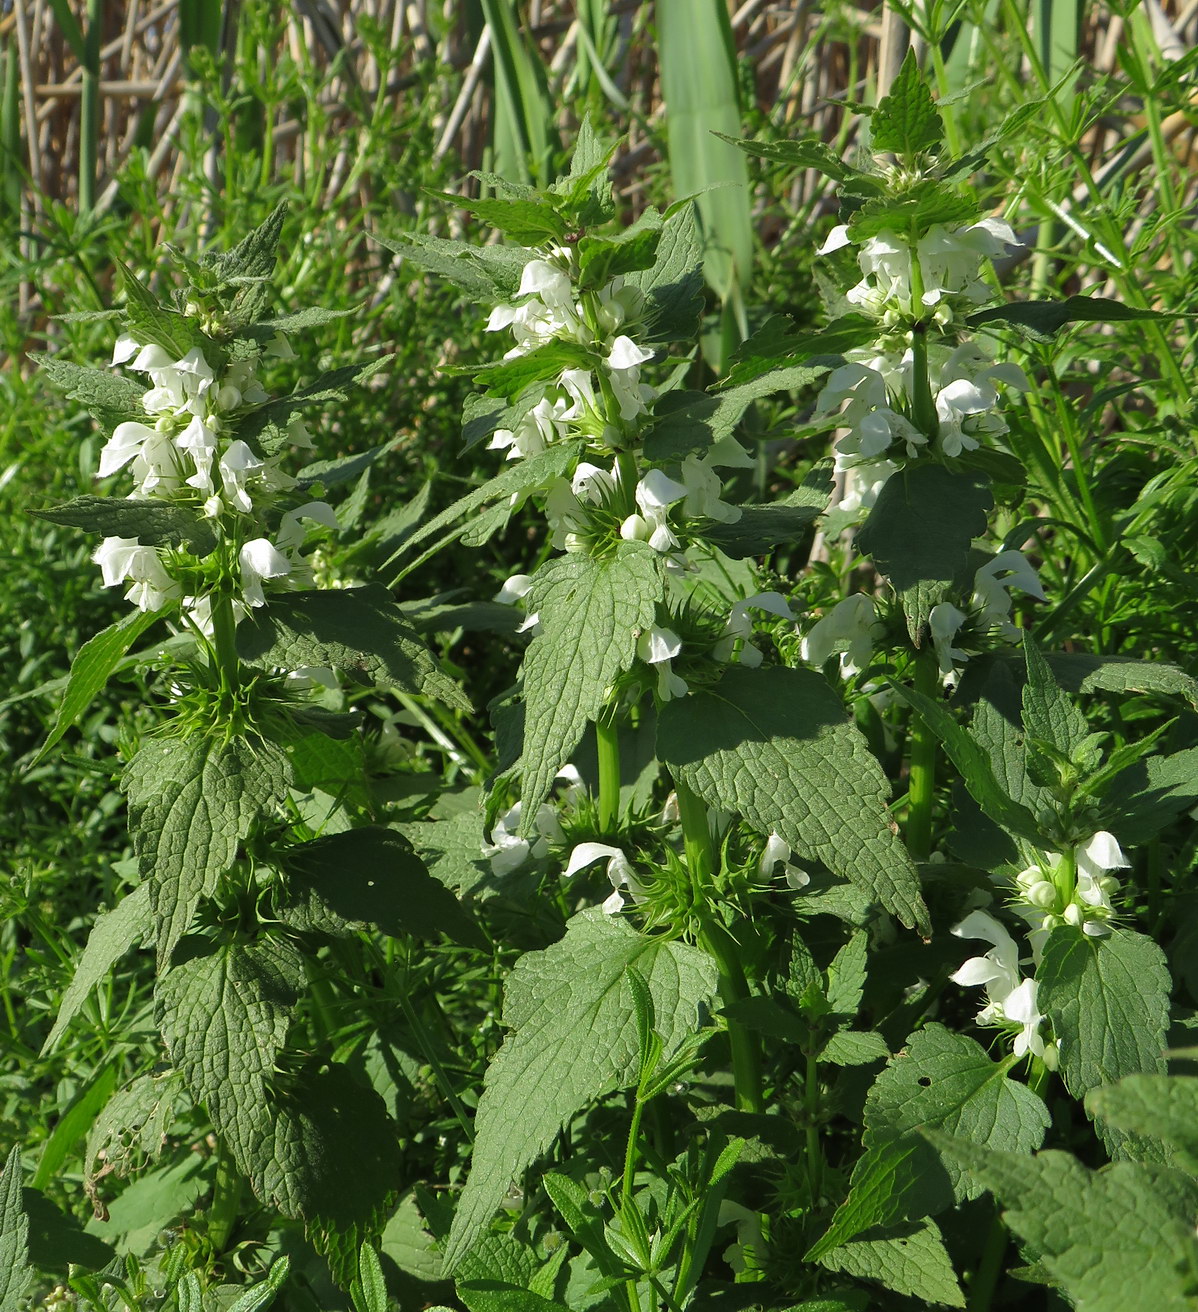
[[517, 545, 663, 827], [124, 733, 291, 963], [659, 666, 928, 932], [34, 354, 148, 427], [115, 259, 208, 360], [222, 1257, 290, 1312], [237, 585, 469, 712], [0, 1148, 31, 1312], [41, 884, 152, 1054], [256, 306, 356, 332], [467, 340, 596, 401], [969, 295, 1186, 342], [643, 363, 832, 464], [848, 178, 977, 243], [402, 810, 491, 898], [857, 464, 992, 643], [239, 356, 393, 456], [1101, 748, 1198, 845], [576, 211, 662, 288], [277, 826, 484, 948], [426, 192, 568, 247], [33, 606, 164, 764], [355, 1242, 387, 1312], [1046, 652, 1198, 708], [458, 1290, 572, 1312], [822, 1031, 890, 1066], [927, 1136, 1198, 1312], [386, 440, 584, 583], [718, 131, 865, 183], [814, 1216, 963, 1307], [825, 932, 868, 1019], [443, 910, 719, 1268], [377, 231, 531, 302], [462, 390, 541, 453], [84, 1069, 181, 1194], [285, 729, 366, 801], [626, 203, 705, 344], [721, 313, 880, 388], [870, 51, 944, 159], [704, 468, 833, 558], [1087, 1075, 1198, 1174], [894, 687, 1045, 844], [1037, 926, 1170, 1102], [1021, 634, 1087, 753], [863, 1024, 1050, 1203], [30, 495, 218, 555], [202, 203, 287, 324], [156, 936, 303, 1180]]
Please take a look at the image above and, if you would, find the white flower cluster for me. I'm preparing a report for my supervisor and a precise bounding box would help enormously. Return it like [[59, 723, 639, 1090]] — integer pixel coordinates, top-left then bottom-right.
[[799, 548, 1044, 680], [1011, 830, 1128, 942], [814, 218, 1026, 520], [93, 333, 335, 628]]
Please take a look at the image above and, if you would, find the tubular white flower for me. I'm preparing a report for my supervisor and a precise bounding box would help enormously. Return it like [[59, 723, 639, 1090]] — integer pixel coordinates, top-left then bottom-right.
[[563, 841, 643, 913], [928, 602, 969, 675], [606, 335, 656, 421], [714, 591, 795, 667], [93, 536, 181, 612], [637, 626, 688, 700], [239, 538, 293, 608], [759, 832, 809, 889], [801, 593, 880, 676], [972, 550, 1045, 637]]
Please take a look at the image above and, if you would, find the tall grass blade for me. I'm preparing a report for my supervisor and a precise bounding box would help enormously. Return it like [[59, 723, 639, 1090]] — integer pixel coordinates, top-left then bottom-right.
[[0, 37, 20, 223], [657, 0, 753, 366], [179, 0, 227, 62], [479, 0, 554, 185]]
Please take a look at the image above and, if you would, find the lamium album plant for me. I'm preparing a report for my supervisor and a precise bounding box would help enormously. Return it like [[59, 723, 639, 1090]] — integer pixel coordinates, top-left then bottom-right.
[[13, 54, 1198, 1312]]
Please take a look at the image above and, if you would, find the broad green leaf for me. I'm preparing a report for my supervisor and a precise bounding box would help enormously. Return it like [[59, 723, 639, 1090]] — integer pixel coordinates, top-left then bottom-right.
[[115, 258, 208, 360], [33, 353, 147, 427], [1087, 1075, 1198, 1174], [894, 687, 1045, 844], [84, 1069, 182, 1191], [402, 810, 491, 898], [1021, 633, 1088, 754], [644, 364, 832, 464], [821, 1031, 891, 1066], [968, 671, 1056, 816], [862, 1024, 1050, 1202], [380, 1192, 443, 1284], [30, 495, 217, 556], [517, 544, 663, 827], [576, 211, 662, 288], [659, 666, 929, 932], [428, 192, 567, 246], [1046, 652, 1198, 708], [462, 390, 541, 453], [32, 1062, 117, 1191], [704, 468, 834, 558], [156, 936, 303, 1176], [237, 585, 469, 712], [124, 733, 290, 963], [443, 910, 719, 1267], [928, 1136, 1198, 1312], [376, 230, 531, 302], [869, 50, 944, 159], [814, 1216, 963, 1308], [626, 201, 705, 344], [33, 607, 164, 765], [848, 178, 977, 243], [386, 440, 584, 584], [21, 1184, 113, 1273], [1037, 926, 1170, 1101], [256, 306, 356, 332], [467, 340, 596, 402], [459, 1290, 572, 1312], [719, 131, 866, 183], [239, 356, 393, 456], [0, 1148, 31, 1312], [825, 932, 868, 1019], [277, 826, 484, 948], [969, 295, 1186, 342], [857, 464, 992, 642], [720, 313, 880, 388], [201, 202, 286, 309], [285, 730, 366, 802], [1102, 748, 1198, 845], [806, 1138, 946, 1259]]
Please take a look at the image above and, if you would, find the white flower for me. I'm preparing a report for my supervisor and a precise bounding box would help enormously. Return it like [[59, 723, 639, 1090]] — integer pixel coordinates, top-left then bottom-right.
[[801, 593, 881, 676], [489, 395, 572, 461], [714, 591, 794, 667], [494, 573, 534, 605], [678, 454, 740, 523], [972, 550, 1045, 636], [605, 335, 656, 421], [951, 909, 1047, 1059], [621, 468, 687, 554], [759, 832, 809, 889], [239, 538, 293, 608], [928, 602, 969, 675], [93, 536, 181, 612], [637, 626, 687, 700], [216, 439, 264, 513], [562, 841, 642, 914]]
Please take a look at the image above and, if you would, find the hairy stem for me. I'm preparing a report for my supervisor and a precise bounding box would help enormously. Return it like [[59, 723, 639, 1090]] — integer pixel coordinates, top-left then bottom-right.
[[209, 592, 241, 694], [596, 715, 622, 833]]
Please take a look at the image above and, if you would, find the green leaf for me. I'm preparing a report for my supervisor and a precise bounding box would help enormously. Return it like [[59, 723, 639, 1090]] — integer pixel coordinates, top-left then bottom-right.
[[644, 363, 833, 464], [124, 733, 291, 963], [825, 931, 868, 1019], [465, 340, 596, 402], [969, 295, 1187, 342], [1021, 633, 1088, 754], [277, 826, 484, 948], [857, 464, 992, 643], [821, 1031, 891, 1066], [33, 606, 164, 764], [1037, 926, 1170, 1101], [427, 192, 568, 246], [115, 258, 208, 360], [22, 1184, 113, 1273], [814, 1216, 963, 1308], [386, 440, 584, 584], [704, 468, 834, 558], [626, 202, 705, 344], [443, 910, 719, 1268], [41, 884, 152, 1055], [718, 131, 865, 183], [462, 390, 541, 453], [927, 1136, 1198, 1312], [84, 1069, 181, 1192], [353, 1242, 387, 1312], [862, 1024, 1050, 1203], [222, 1257, 291, 1312], [237, 585, 469, 712], [458, 1290, 572, 1312], [870, 51, 944, 159], [30, 495, 218, 555], [659, 666, 929, 932], [1102, 748, 1198, 845], [33, 353, 148, 427], [517, 544, 663, 826], [576, 211, 663, 288], [893, 687, 1045, 844], [848, 177, 977, 242], [721, 313, 880, 388], [376, 231, 531, 302], [1087, 1075, 1198, 1175], [0, 1148, 31, 1312], [1046, 652, 1198, 708], [156, 936, 303, 1188], [32, 1063, 117, 1192], [239, 356, 393, 456]]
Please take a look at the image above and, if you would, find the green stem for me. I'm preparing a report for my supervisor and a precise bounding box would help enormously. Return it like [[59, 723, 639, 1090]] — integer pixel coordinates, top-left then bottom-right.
[[209, 592, 241, 693], [905, 649, 939, 861], [79, 0, 101, 214], [803, 1050, 823, 1205], [965, 1206, 1008, 1312], [621, 1095, 647, 1217], [596, 716, 622, 834], [674, 778, 764, 1114], [208, 1138, 244, 1253], [905, 233, 937, 441]]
